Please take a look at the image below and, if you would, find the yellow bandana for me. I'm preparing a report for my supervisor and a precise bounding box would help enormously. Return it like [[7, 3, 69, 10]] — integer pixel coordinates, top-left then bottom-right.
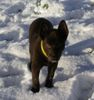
[[41, 40, 48, 58]]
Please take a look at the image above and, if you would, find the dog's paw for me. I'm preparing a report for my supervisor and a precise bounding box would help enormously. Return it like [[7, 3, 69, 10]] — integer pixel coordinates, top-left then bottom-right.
[[45, 81, 54, 88], [31, 87, 40, 93]]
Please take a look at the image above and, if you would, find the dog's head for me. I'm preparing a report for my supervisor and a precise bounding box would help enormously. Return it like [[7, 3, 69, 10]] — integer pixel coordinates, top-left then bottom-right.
[[40, 20, 69, 63]]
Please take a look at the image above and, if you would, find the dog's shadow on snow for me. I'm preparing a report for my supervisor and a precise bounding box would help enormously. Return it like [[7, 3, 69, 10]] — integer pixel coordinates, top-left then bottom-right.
[[41, 66, 72, 85], [54, 38, 94, 83], [65, 37, 94, 55], [54, 67, 71, 82]]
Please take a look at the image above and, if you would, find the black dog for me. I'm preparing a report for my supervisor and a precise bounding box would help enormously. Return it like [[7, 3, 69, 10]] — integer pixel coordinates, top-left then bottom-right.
[[28, 18, 69, 93]]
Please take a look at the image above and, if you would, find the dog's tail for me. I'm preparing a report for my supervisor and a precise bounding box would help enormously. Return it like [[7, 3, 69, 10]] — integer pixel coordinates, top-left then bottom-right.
[[27, 62, 32, 72]]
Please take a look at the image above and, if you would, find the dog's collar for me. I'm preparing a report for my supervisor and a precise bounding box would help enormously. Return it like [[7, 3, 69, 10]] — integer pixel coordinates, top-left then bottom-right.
[[41, 40, 48, 58], [41, 40, 58, 63]]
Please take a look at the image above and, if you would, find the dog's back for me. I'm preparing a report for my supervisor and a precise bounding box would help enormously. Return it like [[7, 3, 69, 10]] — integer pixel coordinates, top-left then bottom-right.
[[29, 18, 53, 43]]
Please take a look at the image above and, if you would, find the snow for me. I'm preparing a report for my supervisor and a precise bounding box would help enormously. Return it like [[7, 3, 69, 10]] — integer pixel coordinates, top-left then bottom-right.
[[0, 0, 94, 100]]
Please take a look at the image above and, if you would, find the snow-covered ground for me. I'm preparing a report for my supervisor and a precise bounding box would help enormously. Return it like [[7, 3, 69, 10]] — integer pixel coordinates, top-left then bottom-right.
[[0, 0, 94, 100]]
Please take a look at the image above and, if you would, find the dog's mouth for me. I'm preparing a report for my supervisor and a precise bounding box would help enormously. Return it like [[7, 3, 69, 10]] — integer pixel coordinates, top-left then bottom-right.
[[51, 60, 58, 63], [48, 58, 58, 63]]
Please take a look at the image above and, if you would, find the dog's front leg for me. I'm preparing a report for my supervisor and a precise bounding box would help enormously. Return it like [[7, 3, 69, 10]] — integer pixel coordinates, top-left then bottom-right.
[[45, 62, 58, 88], [31, 62, 41, 93]]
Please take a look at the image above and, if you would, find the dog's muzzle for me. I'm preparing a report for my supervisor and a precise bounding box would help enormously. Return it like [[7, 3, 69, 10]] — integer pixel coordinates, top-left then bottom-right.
[[50, 60, 58, 63], [48, 57, 58, 63]]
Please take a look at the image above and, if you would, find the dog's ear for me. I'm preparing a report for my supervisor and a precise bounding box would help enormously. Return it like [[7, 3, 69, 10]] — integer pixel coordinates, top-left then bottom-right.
[[58, 20, 69, 39], [40, 22, 53, 40]]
